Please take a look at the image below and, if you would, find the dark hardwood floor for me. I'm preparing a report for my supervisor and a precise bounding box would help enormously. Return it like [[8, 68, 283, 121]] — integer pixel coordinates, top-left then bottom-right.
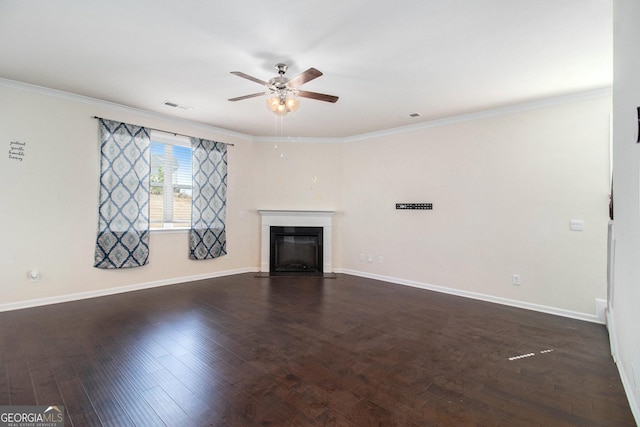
[[0, 273, 634, 426]]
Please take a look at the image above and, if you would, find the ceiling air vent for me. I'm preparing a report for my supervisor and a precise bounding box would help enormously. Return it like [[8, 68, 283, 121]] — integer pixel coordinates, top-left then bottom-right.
[[163, 101, 193, 110]]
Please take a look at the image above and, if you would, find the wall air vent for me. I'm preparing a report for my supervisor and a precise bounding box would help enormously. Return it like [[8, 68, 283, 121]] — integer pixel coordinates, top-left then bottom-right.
[[396, 203, 433, 210]]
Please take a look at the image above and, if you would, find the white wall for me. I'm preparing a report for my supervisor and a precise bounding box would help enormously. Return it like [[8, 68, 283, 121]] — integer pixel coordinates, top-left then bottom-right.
[[251, 139, 344, 264], [0, 81, 612, 326], [338, 96, 612, 317], [611, 0, 640, 420], [252, 139, 343, 211], [0, 84, 257, 309]]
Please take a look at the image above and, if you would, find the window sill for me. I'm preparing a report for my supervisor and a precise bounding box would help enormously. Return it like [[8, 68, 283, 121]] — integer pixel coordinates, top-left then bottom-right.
[[150, 227, 190, 234]]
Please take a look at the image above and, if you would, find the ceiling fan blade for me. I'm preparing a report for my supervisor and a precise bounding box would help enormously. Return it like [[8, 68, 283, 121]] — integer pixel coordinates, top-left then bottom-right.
[[287, 68, 323, 88], [228, 92, 270, 102], [230, 71, 269, 86], [296, 90, 339, 103]]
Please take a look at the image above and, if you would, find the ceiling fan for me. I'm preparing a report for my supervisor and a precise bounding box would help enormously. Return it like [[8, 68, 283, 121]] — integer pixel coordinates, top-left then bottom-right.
[[228, 63, 339, 115]]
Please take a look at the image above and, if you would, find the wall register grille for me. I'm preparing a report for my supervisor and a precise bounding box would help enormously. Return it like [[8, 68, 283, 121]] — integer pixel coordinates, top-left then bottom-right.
[[396, 203, 433, 210]]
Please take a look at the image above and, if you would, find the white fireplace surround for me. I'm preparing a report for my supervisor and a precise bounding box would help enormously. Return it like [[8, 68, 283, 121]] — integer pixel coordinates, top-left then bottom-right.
[[259, 210, 335, 273]]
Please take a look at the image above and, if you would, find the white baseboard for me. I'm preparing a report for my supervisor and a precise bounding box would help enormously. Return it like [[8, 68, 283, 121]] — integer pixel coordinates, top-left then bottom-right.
[[595, 298, 608, 324], [607, 307, 617, 362], [0, 267, 259, 313], [334, 268, 603, 324], [606, 308, 640, 425], [2, 266, 603, 324]]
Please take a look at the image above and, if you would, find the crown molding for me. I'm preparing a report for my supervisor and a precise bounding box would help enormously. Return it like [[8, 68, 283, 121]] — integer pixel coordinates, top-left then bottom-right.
[[1, 78, 611, 144], [340, 87, 613, 143], [0, 78, 252, 141], [251, 135, 344, 144]]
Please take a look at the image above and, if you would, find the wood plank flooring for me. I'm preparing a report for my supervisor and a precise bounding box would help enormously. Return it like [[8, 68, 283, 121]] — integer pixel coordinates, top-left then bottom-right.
[[0, 273, 634, 426]]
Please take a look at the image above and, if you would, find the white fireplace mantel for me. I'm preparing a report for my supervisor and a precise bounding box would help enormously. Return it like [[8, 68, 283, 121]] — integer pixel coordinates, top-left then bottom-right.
[[258, 210, 335, 273]]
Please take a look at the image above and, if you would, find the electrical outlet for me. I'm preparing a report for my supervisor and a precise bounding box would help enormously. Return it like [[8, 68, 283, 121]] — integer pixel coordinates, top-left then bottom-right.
[[359, 253, 365, 262], [368, 255, 373, 263], [512, 274, 521, 285], [377, 256, 384, 264]]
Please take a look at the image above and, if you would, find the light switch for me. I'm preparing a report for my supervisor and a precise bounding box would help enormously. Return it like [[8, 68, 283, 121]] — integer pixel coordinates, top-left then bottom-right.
[[570, 219, 584, 231]]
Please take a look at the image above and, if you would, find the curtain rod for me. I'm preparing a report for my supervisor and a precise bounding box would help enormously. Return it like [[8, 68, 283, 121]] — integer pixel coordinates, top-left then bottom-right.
[[91, 116, 235, 146]]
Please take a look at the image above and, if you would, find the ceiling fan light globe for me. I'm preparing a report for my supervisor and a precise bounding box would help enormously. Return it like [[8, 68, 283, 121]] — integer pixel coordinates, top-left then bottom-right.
[[274, 103, 288, 116], [266, 96, 280, 112], [285, 97, 300, 113]]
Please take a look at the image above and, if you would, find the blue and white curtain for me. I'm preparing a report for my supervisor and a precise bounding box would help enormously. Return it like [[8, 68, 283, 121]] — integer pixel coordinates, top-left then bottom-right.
[[94, 119, 151, 269], [190, 138, 227, 260]]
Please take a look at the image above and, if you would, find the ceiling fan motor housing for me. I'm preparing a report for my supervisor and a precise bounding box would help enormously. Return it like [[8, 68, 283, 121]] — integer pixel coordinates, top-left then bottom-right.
[[268, 76, 289, 90], [275, 63, 288, 75]]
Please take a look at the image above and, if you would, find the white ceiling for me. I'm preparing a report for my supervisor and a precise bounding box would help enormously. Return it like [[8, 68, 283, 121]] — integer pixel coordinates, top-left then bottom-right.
[[0, 0, 612, 138]]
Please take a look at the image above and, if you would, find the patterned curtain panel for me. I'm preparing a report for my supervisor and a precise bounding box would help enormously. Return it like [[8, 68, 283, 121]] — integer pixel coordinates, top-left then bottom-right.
[[190, 138, 227, 260], [94, 119, 151, 269]]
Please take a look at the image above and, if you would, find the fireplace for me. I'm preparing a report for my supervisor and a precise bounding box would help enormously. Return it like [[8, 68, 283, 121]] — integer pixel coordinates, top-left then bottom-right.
[[259, 210, 335, 274], [270, 226, 323, 274]]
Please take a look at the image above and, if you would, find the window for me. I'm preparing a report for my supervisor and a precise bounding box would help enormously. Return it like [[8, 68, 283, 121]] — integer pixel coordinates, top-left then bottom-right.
[[149, 133, 192, 229]]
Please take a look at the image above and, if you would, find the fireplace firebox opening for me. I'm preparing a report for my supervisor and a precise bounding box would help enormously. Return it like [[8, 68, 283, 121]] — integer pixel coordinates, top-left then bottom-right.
[[270, 226, 323, 275]]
